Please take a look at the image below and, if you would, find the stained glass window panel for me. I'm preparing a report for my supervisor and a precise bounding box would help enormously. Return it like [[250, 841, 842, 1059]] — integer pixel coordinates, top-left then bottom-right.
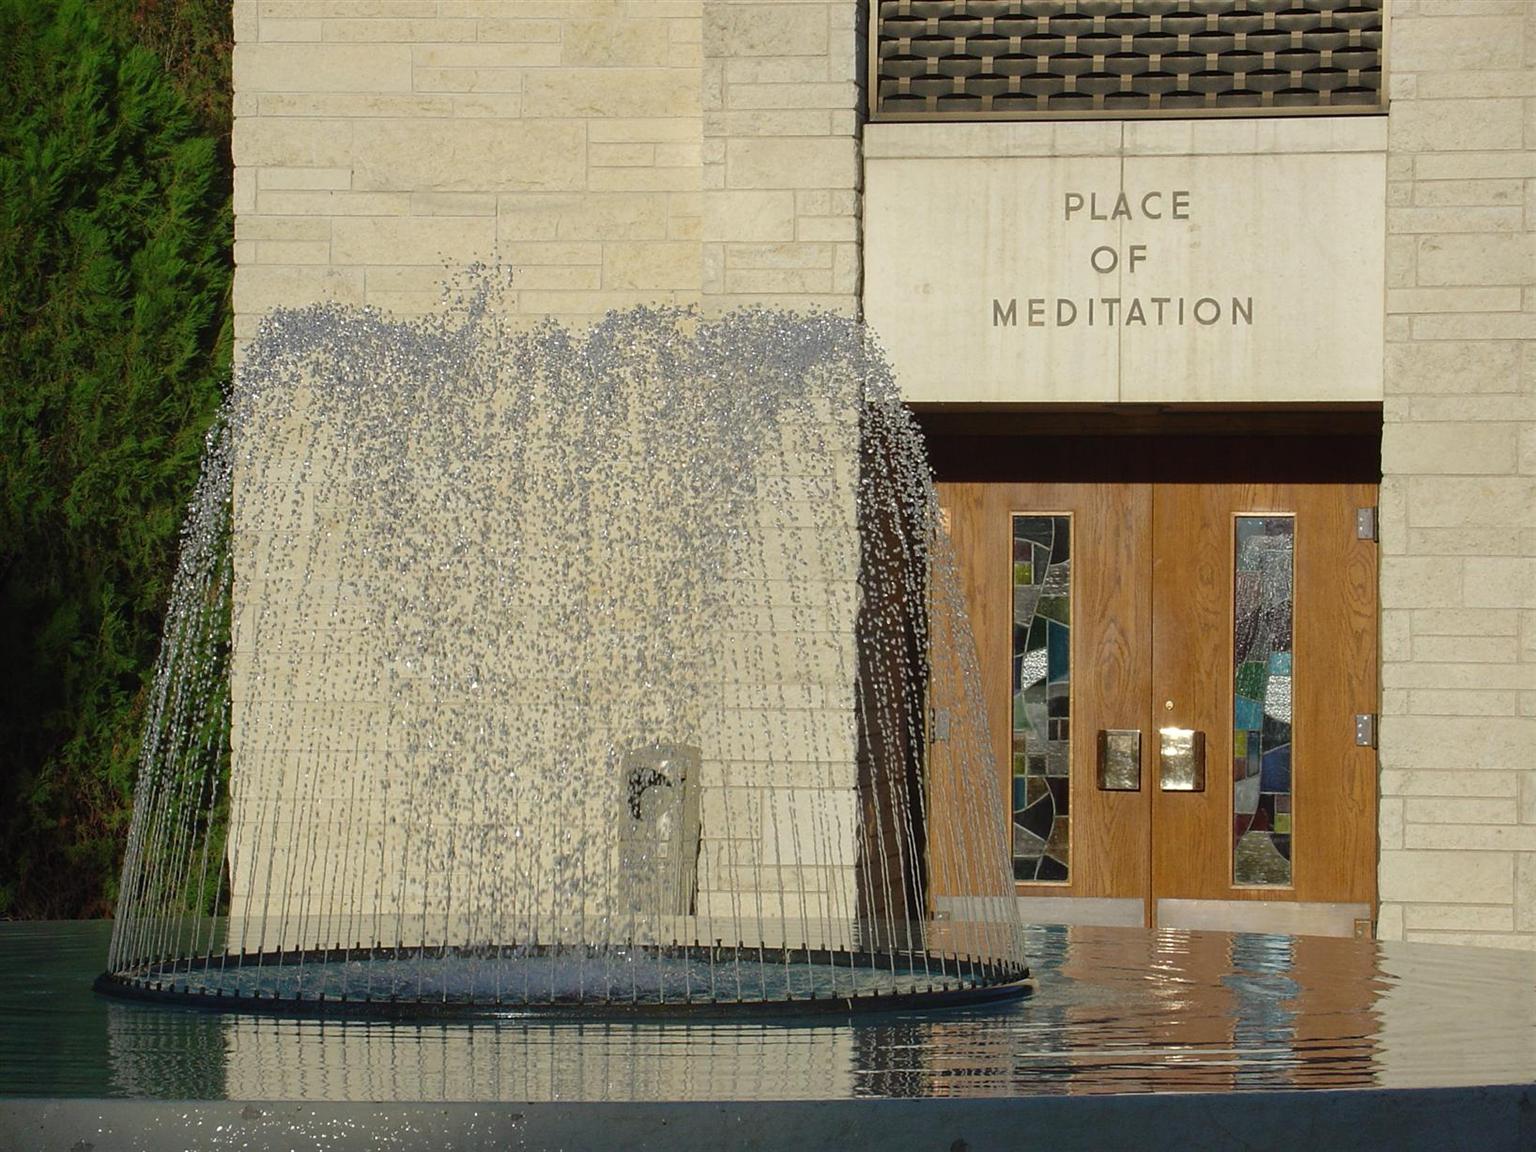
[[1233, 515, 1294, 886], [1012, 514, 1070, 883]]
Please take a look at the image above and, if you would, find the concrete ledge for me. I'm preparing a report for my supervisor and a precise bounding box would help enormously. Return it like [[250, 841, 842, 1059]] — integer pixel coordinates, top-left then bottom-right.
[[865, 116, 1387, 161], [5, 1089, 1534, 1152]]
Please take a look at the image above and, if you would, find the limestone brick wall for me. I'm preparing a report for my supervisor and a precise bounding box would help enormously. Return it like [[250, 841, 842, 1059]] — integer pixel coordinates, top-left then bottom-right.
[[228, 0, 869, 953], [231, 0, 862, 335], [1377, 0, 1536, 947]]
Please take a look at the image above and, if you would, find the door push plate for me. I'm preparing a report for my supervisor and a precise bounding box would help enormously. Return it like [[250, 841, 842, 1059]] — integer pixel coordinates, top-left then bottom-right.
[[1097, 730, 1141, 791], [1159, 728, 1206, 792]]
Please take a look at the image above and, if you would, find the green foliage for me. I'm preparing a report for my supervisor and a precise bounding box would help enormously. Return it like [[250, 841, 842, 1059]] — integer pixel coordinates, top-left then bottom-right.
[[0, 0, 231, 916]]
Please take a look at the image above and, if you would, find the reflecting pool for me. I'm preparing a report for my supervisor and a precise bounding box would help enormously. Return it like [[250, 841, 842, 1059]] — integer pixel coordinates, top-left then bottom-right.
[[5, 921, 1535, 1101]]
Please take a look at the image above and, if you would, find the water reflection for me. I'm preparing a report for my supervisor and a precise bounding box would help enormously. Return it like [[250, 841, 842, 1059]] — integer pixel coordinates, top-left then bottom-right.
[[6, 922, 1534, 1100]]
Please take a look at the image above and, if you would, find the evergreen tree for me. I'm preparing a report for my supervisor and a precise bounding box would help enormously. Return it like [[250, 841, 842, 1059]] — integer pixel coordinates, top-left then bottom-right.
[[0, 0, 231, 916]]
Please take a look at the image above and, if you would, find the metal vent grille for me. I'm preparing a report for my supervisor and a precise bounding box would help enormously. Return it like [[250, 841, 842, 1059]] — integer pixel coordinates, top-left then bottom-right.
[[872, 0, 1385, 120]]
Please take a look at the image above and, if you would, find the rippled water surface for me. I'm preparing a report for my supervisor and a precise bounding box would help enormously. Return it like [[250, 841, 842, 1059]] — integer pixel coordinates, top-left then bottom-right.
[[5, 921, 1534, 1100]]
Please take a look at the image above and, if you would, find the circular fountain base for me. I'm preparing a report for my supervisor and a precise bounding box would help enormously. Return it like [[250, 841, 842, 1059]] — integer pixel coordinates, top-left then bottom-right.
[[95, 945, 1030, 1019]]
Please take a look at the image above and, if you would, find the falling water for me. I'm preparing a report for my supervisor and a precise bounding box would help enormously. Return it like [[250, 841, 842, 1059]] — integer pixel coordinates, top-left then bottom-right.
[[102, 276, 1027, 1014]]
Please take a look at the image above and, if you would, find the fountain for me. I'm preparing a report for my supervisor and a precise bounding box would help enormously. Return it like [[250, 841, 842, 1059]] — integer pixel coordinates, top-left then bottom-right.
[[96, 278, 1028, 1016]]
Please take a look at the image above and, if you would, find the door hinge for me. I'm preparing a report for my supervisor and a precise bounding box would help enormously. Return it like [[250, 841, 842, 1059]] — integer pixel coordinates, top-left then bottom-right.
[[1354, 713, 1378, 748], [1356, 506, 1379, 542]]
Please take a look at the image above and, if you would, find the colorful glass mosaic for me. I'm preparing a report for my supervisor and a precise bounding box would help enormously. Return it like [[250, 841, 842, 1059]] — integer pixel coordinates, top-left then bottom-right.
[[1012, 515, 1070, 883], [1233, 516, 1294, 886]]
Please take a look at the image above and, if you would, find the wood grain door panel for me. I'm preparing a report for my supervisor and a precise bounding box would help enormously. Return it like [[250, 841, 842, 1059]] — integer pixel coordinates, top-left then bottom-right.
[[937, 480, 1152, 904], [935, 450, 1377, 927], [1151, 478, 1378, 905]]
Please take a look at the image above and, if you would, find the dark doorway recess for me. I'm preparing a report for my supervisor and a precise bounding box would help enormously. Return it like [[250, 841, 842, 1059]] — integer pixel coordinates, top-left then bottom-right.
[[914, 405, 1383, 486]]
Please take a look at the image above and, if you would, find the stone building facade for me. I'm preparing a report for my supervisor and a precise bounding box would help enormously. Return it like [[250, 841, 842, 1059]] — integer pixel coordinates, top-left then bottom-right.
[[230, 0, 1536, 949]]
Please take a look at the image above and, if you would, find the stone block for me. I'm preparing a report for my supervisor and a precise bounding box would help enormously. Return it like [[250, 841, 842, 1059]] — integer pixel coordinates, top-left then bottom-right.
[[410, 192, 498, 216], [258, 92, 456, 116], [331, 216, 497, 265], [233, 265, 366, 315], [235, 43, 414, 92], [726, 82, 857, 111], [1403, 903, 1515, 932], [1404, 795, 1519, 824], [1413, 635, 1523, 663], [257, 166, 352, 190], [1383, 715, 1536, 769], [259, 19, 322, 41], [1386, 236, 1416, 287], [655, 143, 703, 168], [352, 120, 586, 192], [796, 215, 858, 242], [411, 67, 524, 92], [710, 113, 828, 143], [1412, 608, 1521, 635], [726, 243, 833, 270], [500, 241, 602, 265], [590, 143, 656, 167], [590, 118, 702, 145], [1413, 313, 1536, 341], [1465, 558, 1536, 607], [523, 69, 699, 118], [1383, 422, 1519, 474], [1408, 476, 1536, 527], [261, 1, 437, 15], [1404, 687, 1523, 715], [1409, 394, 1536, 422], [322, 18, 478, 41], [413, 42, 561, 68], [701, 190, 796, 242], [602, 242, 701, 290], [1381, 769, 1518, 797], [1389, 16, 1526, 72], [561, 18, 675, 66], [588, 167, 701, 193], [1382, 609, 1412, 662], [1389, 206, 1525, 234], [474, 18, 563, 42], [1417, 235, 1536, 287], [724, 268, 833, 295], [502, 192, 672, 242], [1407, 823, 1536, 851], [1407, 527, 1529, 556], [1381, 555, 1463, 607], [233, 118, 354, 168], [1380, 798, 1404, 849], [1386, 340, 1523, 392], [257, 190, 412, 216], [1415, 151, 1536, 180], [1413, 178, 1526, 207], [250, 240, 331, 265], [1380, 849, 1512, 903], [724, 56, 829, 85], [236, 215, 333, 241], [1387, 286, 1523, 313], [703, 5, 828, 58], [1389, 99, 1526, 153], [727, 138, 857, 190], [1383, 661, 1536, 691]]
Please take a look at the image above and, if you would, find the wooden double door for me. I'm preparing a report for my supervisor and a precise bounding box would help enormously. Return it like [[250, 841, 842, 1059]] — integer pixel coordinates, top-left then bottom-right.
[[933, 432, 1379, 935]]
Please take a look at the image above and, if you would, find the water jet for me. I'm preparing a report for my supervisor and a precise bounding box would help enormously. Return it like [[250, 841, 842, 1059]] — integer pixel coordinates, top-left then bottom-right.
[[97, 286, 1029, 1017]]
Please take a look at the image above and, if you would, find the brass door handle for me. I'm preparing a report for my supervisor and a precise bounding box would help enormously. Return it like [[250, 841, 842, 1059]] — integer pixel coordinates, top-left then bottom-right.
[[1159, 728, 1206, 792], [1097, 730, 1141, 791]]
